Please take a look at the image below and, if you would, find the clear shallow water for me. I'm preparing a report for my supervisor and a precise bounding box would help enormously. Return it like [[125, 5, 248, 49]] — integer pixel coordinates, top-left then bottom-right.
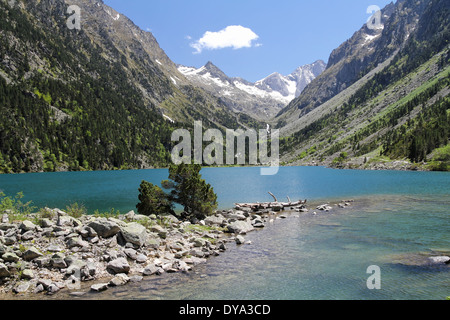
[[0, 167, 448, 300]]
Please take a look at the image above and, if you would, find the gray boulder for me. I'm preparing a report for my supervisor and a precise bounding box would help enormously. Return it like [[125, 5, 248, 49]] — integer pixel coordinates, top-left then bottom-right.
[[20, 269, 34, 280], [143, 264, 159, 276], [2, 252, 20, 263], [22, 246, 43, 261], [429, 256, 450, 265], [19, 220, 37, 232], [235, 235, 245, 245], [107, 258, 130, 274], [226, 221, 254, 234], [47, 283, 64, 295], [66, 259, 87, 276], [0, 223, 15, 231], [0, 263, 10, 277], [136, 253, 148, 264], [109, 273, 130, 287], [51, 253, 67, 269], [39, 218, 54, 228], [34, 257, 50, 268], [204, 215, 226, 226], [66, 236, 88, 249], [0, 244, 6, 256], [90, 283, 109, 292], [317, 204, 332, 211], [223, 211, 247, 220], [146, 237, 160, 249], [80, 226, 97, 238], [21, 231, 35, 241], [13, 282, 31, 294], [3, 236, 16, 246], [37, 279, 52, 290], [88, 219, 120, 238], [45, 244, 63, 253], [160, 214, 179, 224], [150, 225, 167, 239], [123, 248, 138, 260], [120, 223, 147, 247], [189, 248, 205, 258], [193, 238, 207, 247]]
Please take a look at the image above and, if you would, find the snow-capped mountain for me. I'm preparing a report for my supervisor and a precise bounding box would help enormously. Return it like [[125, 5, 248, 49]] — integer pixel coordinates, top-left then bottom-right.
[[177, 60, 326, 120], [255, 61, 327, 101]]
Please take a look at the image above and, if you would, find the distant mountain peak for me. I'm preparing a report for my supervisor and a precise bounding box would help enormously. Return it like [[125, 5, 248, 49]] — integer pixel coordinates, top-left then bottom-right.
[[177, 60, 326, 119]]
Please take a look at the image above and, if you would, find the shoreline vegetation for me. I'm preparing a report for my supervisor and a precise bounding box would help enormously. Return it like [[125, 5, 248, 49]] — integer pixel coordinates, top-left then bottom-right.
[[0, 156, 449, 176], [1, 143, 449, 175]]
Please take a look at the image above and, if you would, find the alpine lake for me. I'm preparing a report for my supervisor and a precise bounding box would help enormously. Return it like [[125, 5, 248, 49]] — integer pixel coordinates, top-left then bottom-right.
[[0, 166, 448, 300]]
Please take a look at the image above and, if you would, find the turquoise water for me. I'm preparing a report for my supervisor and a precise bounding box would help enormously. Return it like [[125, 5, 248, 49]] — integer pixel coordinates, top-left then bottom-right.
[[1, 166, 448, 213], [0, 167, 449, 300]]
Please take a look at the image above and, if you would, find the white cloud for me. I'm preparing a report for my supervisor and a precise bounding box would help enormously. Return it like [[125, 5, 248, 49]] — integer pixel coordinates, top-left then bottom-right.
[[190, 25, 260, 54]]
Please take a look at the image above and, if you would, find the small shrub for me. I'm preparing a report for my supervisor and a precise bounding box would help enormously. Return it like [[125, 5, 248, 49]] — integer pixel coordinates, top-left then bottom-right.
[[92, 208, 121, 218], [0, 192, 36, 221], [65, 202, 87, 218], [37, 207, 55, 220]]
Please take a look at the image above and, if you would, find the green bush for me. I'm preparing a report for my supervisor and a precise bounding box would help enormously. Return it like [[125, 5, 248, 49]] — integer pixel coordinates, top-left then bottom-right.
[[432, 144, 450, 162], [92, 208, 121, 218], [332, 152, 349, 164], [65, 202, 87, 218], [0, 192, 36, 220]]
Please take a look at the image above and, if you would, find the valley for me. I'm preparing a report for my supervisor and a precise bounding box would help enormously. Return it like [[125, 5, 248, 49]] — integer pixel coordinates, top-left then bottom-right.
[[0, 0, 449, 174]]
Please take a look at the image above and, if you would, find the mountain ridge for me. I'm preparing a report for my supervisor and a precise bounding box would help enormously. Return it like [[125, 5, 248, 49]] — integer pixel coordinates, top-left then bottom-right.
[[178, 60, 326, 120], [0, 0, 448, 174], [277, 0, 449, 171], [0, 0, 261, 173]]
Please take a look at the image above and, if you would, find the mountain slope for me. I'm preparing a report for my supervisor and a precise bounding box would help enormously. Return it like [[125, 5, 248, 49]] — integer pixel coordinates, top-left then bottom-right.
[[0, 0, 255, 173], [276, 0, 419, 122], [278, 0, 450, 170], [178, 60, 325, 120]]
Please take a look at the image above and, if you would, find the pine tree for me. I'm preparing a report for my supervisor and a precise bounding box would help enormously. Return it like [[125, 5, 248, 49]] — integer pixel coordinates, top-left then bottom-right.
[[165, 163, 218, 221], [136, 180, 174, 216]]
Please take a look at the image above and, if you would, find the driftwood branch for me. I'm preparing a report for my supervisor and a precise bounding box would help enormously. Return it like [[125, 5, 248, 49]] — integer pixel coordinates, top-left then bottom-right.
[[268, 192, 278, 202], [235, 191, 307, 212]]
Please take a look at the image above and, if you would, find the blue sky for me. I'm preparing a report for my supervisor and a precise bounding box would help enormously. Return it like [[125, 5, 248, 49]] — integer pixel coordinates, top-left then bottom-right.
[[104, 0, 394, 82]]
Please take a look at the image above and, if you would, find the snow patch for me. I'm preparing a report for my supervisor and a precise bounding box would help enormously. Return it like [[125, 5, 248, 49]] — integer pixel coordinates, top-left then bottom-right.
[[363, 33, 380, 45], [104, 8, 120, 21], [234, 81, 294, 104], [163, 114, 175, 123], [201, 72, 228, 87], [178, 66, 205, 76]]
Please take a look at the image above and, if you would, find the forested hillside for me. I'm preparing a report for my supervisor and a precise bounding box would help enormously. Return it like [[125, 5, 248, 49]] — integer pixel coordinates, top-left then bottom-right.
[[0, 0, 255, 173]]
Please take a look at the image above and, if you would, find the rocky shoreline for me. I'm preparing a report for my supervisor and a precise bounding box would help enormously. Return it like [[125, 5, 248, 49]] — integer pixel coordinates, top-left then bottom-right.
[[0, 202, 311, 298], [295, 159, 430, 171], [328, 160, 428, 171], [2, 199, 448, 299]]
